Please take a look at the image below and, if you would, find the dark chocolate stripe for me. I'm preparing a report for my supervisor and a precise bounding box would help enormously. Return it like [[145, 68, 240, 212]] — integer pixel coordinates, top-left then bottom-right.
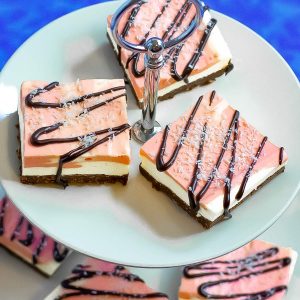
[[223, 116, 239, 219], [279, 147, 284, 165], [0, 197, 7, 236], [171, 18, 217, 81], [18, 222, 34, 247], [32, 234, 47, 265], [10, 216, 25, 241], [26, 82, 125, 108], [156, 95, 203, 172], [56, 265, 168, 300], [188, 123, 207, 209], [209, 90, 216, 106], [195, 111, 240, 203], [183, 247, 290, 300], [53, 242, 69, 263], [235, 136, 268, 200]]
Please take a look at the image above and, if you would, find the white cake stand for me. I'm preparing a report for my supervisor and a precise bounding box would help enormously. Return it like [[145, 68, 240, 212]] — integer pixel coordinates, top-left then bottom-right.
[[0, 1, 299, 267]]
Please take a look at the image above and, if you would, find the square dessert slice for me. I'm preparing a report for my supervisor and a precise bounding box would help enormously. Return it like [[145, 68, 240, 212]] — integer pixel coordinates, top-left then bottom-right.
[[45, 258, 169, 299], [107, 0, 232, 107], [0, 195, 69, 276], [179, 240, 298, 300], [19, 79, 131, 188], [140, 91, 287, 228]]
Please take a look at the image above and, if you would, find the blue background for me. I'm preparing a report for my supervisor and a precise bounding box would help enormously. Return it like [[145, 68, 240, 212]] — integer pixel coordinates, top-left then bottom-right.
[[0, 0, 299, 78]]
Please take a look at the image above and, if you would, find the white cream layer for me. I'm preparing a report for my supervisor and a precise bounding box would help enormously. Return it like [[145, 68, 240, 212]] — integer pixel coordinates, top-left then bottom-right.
[[107, 9, 232, 103], [140, 155, 287, 222], [22, 161, 130, 176]]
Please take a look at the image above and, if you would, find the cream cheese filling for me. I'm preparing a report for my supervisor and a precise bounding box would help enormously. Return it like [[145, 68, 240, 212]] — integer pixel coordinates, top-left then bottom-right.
[[107, 9, 232, 103], [22, 161, 130, 176], [140, 155, 287, 222]]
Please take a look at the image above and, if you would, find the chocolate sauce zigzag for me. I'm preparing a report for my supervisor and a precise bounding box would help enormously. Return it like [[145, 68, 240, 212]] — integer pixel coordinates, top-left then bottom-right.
[[55, 264, 168, 299], [0, 197, 69, 264], [155, 92, 272, 218], [120, 0, 215, 81], [235, 136, 268, 201], [156, 95, 203, 172], [183, 247, 291, 299], [25, 82, 130, 188]]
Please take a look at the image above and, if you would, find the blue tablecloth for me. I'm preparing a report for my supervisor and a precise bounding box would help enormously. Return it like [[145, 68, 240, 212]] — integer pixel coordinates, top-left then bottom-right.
[[0, 0, 299, 78]]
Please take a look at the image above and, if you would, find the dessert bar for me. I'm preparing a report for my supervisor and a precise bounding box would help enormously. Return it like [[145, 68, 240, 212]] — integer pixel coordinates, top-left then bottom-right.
[[107, 0, 232, 107], [18, 79, 131, 188], [140, 91, 287, 228]]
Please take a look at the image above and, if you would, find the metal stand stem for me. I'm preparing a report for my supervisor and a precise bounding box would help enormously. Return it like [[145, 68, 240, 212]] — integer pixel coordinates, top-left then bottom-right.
[[111, 0, 203, 143]]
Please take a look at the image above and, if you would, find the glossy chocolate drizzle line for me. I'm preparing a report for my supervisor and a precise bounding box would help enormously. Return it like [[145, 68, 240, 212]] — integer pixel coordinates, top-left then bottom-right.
[[236, 136, 268, 201], [122, 0, 215, 81], [53, 242, 69, 262], [156, 96, 203, 172], [195, 111, 240, 203], [188, 122, 207, 209], [0, 197, 7, 236], [279, 147, 284, 165], [32, 234, 47, 264], [223, 116, 239, 219], [26, 82, 129, 188], [10, 216, 25, 241], [55, 264, 168, 299], [171, 18, 217, 81], [18, 222, 34, 246], [183, 247, 290, 299], [0, 197, 68, 264]]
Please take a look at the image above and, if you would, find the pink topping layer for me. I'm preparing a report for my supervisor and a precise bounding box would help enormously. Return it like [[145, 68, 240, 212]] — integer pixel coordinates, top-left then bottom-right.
[[20, 79, 130, 167], [179, 240, 296, 300], [53, 258, 168, 300], [141, 91, 287, 205], [0, 195, 65, 265], [108, 0, 228, 100]]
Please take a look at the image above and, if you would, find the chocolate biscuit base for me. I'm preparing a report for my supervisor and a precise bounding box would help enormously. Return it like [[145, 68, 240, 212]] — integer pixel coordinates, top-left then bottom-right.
[[107, 32, 233, 109], [20, 173, 128, 186], [139, 164, 285, 229]]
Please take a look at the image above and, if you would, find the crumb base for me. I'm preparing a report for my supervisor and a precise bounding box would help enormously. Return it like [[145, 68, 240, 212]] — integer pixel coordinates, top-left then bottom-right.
[[139, 164, 285, 229], [20, 173, 129, 186]]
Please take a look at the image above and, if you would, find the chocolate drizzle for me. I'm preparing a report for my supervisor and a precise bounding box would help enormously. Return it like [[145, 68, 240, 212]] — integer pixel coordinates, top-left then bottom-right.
[[183, 247, 290, 300], [55, 264, 168, 299], [18, 222, 34, 246], [236, 136, 268, 201], [279, 147, 284, 165], [223, 116, 239, 219], [171, 18, 217, 81], [0, 197, 69, 264], [120, 0, 216, 81], [0, 197, 7, 236], [32, 234, 47, 264], [25, 82, 130, 188], [156, 96, 203, 172], [53, 242, 69, 262]]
